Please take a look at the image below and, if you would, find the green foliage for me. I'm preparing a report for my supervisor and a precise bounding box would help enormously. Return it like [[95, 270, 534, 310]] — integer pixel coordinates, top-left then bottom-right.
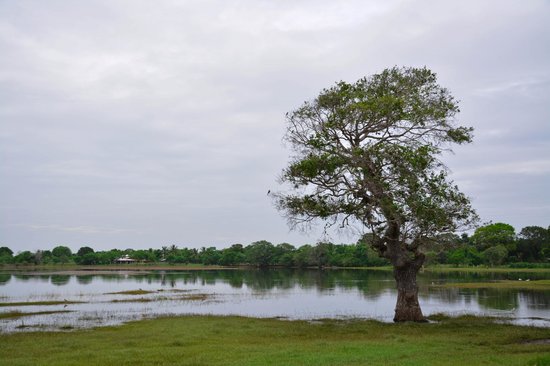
[[219, 244, 246, 266], [472, 223, 516, 251], [0, 246, 14, 264], [517, 226, 550, 262], [77, 252, 99, 265], [277, 66, 478, 270], [3, 222, 547, 268], [447, 246, 482, 266], [13, 251, 35, 264], [51, 246, 73, 263], [245, 240, 275, 267], [482, 245, 509, 266], [293, 244, 313, 267], [199, 247, 221, 265], [77, 246, 94, 257], [0, 246, 13, 257]]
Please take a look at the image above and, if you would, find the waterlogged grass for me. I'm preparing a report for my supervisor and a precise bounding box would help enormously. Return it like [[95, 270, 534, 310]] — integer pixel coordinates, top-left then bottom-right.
[[0, 310, 73, 320], [0, 315, 549, 365], [0, 300, 85, 307], [110, 297, 155, 303], [109, 293, 211, 303], [424, 266, 550, 274], [434, 280, 550, 291], [178, 293, 211, 301], [104, 289, 155, 295]]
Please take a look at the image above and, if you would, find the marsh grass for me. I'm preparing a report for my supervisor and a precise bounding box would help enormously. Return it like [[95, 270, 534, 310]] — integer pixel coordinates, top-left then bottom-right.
[[0, 310, 73, 319], [178, 293, 211, 301], [104, 289, 155, 295], [0, 315, 548, 365], [433, 280, 550, 291], [424, 266, 550, 274], [0, 300, 85, 307], [156, 289, 192, 293], [109, 293, 212, 303], [110, 297, 156, 303]]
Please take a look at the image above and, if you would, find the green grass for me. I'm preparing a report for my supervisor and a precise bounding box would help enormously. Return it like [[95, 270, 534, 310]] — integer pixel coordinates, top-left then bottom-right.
[[110, 298, 156, 303], [0, 310, 73, 319], [0, 300, 85, 307], [424, 265, 550, 274], [104, 289, 155, 295], [433, 279, 550, 291], [110, 293, 211, 303], [0, 315, 548, 365]]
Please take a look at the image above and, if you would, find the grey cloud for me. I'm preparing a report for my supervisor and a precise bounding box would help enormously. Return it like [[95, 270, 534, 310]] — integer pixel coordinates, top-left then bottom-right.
[[1, 0, 549, 252]]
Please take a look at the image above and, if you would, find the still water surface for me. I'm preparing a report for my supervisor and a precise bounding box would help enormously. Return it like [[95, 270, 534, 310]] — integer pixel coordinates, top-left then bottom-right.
[[1, 269, 549, 332]]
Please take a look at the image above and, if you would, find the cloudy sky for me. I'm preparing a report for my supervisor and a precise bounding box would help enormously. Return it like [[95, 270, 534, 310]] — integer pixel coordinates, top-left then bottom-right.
[[1, 0, 549, 252]]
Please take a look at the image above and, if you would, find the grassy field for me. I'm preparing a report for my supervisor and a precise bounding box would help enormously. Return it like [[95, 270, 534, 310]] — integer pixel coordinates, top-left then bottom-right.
[[0, 315, 549, 366]]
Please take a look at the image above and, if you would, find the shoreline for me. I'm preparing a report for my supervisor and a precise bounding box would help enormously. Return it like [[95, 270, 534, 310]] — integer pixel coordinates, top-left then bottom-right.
[[1, 264, 549, 273]]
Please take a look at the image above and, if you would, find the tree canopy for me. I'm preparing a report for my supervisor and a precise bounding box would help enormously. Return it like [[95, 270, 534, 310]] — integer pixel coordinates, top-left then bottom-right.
[[275, 66, 478, 321]]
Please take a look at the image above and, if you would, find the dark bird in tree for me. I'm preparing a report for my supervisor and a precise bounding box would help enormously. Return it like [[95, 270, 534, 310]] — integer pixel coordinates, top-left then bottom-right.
[[274, 66, 478, 322]]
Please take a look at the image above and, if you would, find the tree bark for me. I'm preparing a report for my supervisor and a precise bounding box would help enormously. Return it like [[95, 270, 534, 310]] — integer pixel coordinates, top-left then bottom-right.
[[392, 259, 426, 322]]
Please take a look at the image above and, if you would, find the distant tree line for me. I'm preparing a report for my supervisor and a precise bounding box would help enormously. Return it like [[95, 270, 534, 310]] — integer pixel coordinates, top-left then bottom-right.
[[1, 223, 548, 268], [0, 241, 387, 268], [424, 223, 550, 267]]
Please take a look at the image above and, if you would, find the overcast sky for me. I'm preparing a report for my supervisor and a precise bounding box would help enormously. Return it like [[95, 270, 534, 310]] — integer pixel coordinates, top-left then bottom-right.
[[1, 0, 549, 252]]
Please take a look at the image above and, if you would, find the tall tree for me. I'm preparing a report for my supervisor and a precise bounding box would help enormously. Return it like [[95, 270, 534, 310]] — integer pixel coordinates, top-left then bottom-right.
[[275, 67, 478, 321], [471, 222, 515, 251], [517, 226, 550, 262]]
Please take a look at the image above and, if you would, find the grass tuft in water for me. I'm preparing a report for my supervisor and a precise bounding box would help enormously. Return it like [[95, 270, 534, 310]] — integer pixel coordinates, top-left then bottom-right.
[[0, 300, 85, 307], [433, 279, 550, 290], [0, 310, 73, 319], [104, 289, 155, 295]]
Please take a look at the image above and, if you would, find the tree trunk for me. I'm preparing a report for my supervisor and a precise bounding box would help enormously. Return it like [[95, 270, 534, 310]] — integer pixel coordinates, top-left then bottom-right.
[[392, 260, 426, 322]]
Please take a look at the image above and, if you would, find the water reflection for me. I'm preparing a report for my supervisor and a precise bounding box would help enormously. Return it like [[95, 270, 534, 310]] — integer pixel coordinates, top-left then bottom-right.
[[0, 269, 548, 332], [51, 275, 70, 286], [76, 275, 93, 285]]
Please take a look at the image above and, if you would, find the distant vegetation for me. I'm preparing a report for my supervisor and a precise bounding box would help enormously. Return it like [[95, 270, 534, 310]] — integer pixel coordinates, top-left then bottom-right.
[[0, 223, 548, 268]]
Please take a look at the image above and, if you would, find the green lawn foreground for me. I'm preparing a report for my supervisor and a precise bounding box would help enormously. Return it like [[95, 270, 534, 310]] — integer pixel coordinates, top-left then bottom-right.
[[0, 316, 549, 366]]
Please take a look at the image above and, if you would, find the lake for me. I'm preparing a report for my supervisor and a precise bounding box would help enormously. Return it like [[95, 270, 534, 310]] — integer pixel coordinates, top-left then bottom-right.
[[1, 268, 549, 332]]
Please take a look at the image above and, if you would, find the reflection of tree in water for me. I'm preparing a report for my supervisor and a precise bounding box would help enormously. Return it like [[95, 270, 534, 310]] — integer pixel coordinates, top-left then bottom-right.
[[50, 274, 70, 286], [38, 275, 50, 283], [422, 285, 539, 312], [241, 269, 296, 290], [519, 291, 550, 310], [470, 289, 519, 311], [419, 270, 550, 282], [76, 275, 93, 285], [96, 274, 132, 283], [13, 274, 31, 282], [11, 270, 545, 315], [0, 273, 11, 285], [422, 287, 463, 304], [163, 269, 395, 300], [419, 271, 506, 284], [331, 270, 391, 299]]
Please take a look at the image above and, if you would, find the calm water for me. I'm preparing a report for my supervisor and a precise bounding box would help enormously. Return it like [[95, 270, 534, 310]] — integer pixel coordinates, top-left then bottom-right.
[[0, 269, 549, 332]]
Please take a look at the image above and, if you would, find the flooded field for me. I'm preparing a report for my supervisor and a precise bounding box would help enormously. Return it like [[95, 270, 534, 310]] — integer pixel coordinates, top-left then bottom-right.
[[1, 268, 549, 332]]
